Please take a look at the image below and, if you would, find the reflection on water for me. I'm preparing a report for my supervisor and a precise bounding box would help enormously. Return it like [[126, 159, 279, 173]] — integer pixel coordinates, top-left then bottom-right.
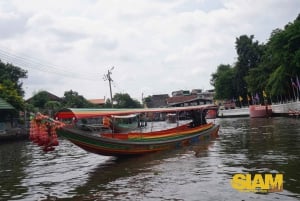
[[219, 117, 300, 196], [0, 117, 299, 200], [0, 141, 29, 200]]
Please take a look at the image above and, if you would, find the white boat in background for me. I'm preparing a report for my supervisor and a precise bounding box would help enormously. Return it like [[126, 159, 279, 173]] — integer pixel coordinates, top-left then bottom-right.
[[271, 100, 300, 116], [217, 100, 300, 118], [217, 107, 249, 118]]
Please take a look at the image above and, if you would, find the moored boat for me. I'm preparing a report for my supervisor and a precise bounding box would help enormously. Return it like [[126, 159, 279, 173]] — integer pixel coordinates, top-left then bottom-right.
[[29, 105, 219, 156], [217, 107, 249, 118], [249, 105, 272, 118], [271, 100, 300, 117]]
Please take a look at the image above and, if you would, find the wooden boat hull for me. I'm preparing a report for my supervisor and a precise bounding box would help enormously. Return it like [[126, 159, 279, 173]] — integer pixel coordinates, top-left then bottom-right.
[[57, 124, 220, 156]]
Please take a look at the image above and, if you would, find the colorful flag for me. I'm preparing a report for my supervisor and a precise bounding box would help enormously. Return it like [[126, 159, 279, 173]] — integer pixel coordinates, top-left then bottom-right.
[[263, 90, 267, 98], [247, 95, 251, 101], [255, 93, 260, 102]]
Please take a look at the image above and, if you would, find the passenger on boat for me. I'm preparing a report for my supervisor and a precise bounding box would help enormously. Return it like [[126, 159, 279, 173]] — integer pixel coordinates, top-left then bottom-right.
[[103, 117, 111, 128], [190, 110, 207, 127], [72, 117, 77, 126]]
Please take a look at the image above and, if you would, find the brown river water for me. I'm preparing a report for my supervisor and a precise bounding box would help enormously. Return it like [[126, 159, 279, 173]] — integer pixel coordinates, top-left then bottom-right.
[[0, 117, 299, 201]]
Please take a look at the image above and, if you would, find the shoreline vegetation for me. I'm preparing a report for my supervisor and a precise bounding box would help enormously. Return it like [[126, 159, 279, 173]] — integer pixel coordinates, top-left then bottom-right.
[[211, 14, 300, 107]]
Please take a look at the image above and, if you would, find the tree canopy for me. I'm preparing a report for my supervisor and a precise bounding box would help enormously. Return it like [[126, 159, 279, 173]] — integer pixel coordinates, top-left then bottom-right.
[[210, 64, 236, 100], [0, 60, 27, 110], [61, 90, 95, 108], [212, 14, 300, 104], [26, 90, 96, 116], [105, 93, 142, 108]]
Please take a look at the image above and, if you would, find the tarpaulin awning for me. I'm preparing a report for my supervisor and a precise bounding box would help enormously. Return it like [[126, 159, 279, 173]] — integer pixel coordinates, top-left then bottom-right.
[[55, 104, 218, 119]]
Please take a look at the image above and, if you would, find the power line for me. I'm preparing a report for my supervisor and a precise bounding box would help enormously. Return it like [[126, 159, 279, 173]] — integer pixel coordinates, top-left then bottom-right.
[[0, 47, 99, 81]]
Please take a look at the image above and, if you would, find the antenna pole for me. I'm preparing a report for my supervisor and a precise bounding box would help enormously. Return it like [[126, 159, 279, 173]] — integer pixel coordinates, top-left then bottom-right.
[[104, 67, 114, 108]]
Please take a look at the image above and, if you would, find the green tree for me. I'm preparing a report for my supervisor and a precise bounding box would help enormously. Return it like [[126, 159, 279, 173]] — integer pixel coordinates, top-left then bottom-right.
[[113, 93, 142, 108], [0, 80, 24, 111], [143, 95, 152, 106], [211, 64, 236, 100], [264, 15, 300, 99], [0, 61, 27, 96], [212, 14, 300, 103], [266, 66, 287, 99], [24, 102, 37, 113], [104, 98, 113, 108], [45, 101, 61, 116], [245, 14, 300, 100], [29, 91, 51, 109], [0, 60, 27, 110], [62, 90, 94, 108], [235, 35, 264, 100]]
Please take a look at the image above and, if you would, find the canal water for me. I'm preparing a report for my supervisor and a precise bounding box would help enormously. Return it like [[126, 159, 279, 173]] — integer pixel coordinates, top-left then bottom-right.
[[0, 117, 299, 201]]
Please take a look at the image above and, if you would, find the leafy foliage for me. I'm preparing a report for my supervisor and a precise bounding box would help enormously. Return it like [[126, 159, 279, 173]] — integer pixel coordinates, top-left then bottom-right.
[[235, 35, 264, 99], [61, 90, 95, 108], [29, 91, 51, 109], [211, 64, 236, 99], [212, 14, 300, 102], [0, 60, 27, 110], [112, 93, 142, 108], [44, 101, 61, 116], [27, 90, 96, 116]]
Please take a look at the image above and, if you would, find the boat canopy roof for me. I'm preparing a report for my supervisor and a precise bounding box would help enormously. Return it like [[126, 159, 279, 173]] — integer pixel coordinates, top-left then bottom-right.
[[55, 104, 218, 119]]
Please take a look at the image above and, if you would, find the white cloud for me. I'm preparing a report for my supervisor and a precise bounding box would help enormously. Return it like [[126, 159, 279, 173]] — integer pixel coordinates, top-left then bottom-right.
[[0, 0, 299, 101]]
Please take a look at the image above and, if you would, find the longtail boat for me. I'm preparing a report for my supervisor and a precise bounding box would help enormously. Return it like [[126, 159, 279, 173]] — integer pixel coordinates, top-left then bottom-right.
[[29, 104, 219, 156]]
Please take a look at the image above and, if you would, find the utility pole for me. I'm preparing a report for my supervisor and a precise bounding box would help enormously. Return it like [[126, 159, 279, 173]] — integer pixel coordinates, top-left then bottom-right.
[[104, 66, 114, 108]]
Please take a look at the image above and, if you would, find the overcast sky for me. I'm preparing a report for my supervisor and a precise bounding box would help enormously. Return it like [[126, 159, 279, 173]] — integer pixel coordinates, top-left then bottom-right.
[[0, 0, 299, 101]]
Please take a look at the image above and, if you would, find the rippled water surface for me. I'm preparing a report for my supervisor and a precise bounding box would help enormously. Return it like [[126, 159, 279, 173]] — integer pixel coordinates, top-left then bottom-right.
[[0, 117, 299, 201]]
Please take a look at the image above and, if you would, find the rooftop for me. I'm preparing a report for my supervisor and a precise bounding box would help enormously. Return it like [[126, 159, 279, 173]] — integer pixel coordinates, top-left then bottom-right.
[[0, 98, 15, 110]]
